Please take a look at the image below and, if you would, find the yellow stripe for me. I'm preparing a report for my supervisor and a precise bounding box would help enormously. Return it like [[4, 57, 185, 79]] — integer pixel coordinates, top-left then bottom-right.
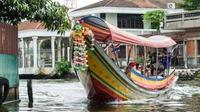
[[130, 72, 175, 86], [88, 52, 129, 99]]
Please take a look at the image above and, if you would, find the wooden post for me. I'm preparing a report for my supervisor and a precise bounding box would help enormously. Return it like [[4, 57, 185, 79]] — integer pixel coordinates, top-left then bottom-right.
[[27, 79, 33, 107]]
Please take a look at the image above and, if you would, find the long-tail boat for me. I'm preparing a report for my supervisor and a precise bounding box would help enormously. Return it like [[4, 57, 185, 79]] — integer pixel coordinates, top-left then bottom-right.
[[71, 16, 178, 103]]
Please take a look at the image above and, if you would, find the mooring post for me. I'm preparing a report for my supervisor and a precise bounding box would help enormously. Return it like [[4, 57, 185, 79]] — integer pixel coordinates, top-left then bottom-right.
[[27, 79, 33, 107]]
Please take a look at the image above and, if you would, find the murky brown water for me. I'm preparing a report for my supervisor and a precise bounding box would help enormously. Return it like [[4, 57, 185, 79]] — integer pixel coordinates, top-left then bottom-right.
[[1, 79, 200, 112]]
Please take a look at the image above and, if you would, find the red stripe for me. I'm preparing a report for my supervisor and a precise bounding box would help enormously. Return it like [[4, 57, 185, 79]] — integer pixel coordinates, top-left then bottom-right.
[[88, 76, 125, 102], [131, 76, 175, 90]]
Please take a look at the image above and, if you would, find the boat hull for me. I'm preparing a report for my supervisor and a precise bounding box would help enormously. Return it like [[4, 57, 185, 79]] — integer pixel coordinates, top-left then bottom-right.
[[76, 41, 178, 102]]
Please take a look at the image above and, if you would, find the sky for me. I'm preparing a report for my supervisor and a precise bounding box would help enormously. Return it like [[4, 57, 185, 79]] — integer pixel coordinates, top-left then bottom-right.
[[54, 0, 101, 9]]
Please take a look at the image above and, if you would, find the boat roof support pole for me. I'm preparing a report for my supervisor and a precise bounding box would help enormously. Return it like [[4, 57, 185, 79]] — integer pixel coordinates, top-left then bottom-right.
[[156, 48, 158, 78], [166, 49, 169, 76], [127, 45, 133, 65], [144, 46, 147, 75], [111, 41, 120, 67]]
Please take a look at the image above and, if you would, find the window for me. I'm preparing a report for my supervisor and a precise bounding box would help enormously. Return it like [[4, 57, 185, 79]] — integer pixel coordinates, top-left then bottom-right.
[[100, 13, 106, 20], [117, 14, 143, 29], [197, 40, 200, 55]]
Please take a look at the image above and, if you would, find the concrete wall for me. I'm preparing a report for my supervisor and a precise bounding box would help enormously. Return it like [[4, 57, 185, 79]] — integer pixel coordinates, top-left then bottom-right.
[[0, 23, 19, 88], [0, 22, 19, 107]]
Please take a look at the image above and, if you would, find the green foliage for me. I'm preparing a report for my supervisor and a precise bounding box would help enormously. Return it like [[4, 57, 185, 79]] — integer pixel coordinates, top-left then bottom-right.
[[178, 0, 200, 10], [0, 0, 71, 34], [195, 71, 200, 79], [56, 59, 71, 76], [134, 57, 144, 64], [143, 10, 165, 32]]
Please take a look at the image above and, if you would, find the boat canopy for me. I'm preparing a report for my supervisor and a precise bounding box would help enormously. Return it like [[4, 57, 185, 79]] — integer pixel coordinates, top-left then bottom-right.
[[80, 16, 176, 48]]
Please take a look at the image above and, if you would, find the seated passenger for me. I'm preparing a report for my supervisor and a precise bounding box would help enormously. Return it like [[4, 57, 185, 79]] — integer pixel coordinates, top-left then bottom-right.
[[125, 62, 137, 75], [136, 65, 142, 74], [149, 75, 163, 79], [145, 65, 151, 77]]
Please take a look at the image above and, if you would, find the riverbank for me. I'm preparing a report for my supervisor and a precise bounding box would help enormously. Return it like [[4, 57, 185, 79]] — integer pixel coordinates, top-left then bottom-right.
[[19, 73, 78, 80]]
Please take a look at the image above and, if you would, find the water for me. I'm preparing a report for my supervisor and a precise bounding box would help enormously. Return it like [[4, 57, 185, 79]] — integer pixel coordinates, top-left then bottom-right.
[[1, 79, 200, 112]]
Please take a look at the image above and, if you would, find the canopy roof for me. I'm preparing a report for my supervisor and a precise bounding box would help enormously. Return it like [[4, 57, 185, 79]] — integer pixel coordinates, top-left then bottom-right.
[[80, 16, 176, 48]]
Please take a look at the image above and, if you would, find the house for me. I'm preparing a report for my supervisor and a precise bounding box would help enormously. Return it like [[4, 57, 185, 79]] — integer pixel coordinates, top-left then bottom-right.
[[165, 10, 200, 68], [18, 22, 70, 75], [70, 0, 184, 67]]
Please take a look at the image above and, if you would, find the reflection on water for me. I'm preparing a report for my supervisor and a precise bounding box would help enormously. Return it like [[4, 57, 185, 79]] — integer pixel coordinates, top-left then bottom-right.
[[1, 80, 200, 112]]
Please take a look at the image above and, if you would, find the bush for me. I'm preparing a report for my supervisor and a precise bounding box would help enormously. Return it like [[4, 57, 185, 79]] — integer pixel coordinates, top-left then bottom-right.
[[56, 59, 71, 76]]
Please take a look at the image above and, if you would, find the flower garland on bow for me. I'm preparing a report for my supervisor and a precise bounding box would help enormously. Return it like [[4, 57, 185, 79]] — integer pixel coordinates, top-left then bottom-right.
[[71, 22, 94, 71]]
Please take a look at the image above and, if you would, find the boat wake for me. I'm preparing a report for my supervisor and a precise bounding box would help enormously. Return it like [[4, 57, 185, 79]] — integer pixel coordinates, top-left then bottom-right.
[[168, 83, 200, 100], [108, 83, 200, 105]]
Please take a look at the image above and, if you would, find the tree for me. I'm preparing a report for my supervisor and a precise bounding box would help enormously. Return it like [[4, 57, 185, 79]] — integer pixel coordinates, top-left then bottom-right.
[[0, 0, 71, 34], [178, 0, 200, 10], [143, 10, 165, 33]]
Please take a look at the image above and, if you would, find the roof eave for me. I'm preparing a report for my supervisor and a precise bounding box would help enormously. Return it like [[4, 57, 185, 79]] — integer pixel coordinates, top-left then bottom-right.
[[69, 7, 184, 18]]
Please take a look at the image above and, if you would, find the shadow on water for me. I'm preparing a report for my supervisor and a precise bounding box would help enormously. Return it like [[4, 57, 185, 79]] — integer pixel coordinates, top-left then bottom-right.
[[1, 80, 200, 112], [0, 102, 19, 112]]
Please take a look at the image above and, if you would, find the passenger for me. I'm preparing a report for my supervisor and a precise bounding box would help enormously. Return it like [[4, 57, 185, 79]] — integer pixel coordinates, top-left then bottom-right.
[[125, 62, 137, 76], [136, 65, 142, 74], [145, 65, 151, 77], [161, 52, 171, 77], [150, 64, 155, 76]]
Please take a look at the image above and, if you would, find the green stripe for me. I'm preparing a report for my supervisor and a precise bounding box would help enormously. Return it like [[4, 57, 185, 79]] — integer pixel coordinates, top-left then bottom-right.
[[86, 43, 147, 98], [0, 54, 19, 87], [86, 40, 132, 86], [89, 70, 129, 99], [86, 41, 144, 93], [89, 50, 148, 98]]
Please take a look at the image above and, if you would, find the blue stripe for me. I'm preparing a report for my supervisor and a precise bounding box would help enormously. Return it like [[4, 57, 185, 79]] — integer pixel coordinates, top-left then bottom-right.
[[131, 68, 173, 81]]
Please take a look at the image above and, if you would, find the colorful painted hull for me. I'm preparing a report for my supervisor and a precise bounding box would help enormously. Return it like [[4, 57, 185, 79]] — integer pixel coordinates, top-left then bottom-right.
[[77, 40, 178, 102]]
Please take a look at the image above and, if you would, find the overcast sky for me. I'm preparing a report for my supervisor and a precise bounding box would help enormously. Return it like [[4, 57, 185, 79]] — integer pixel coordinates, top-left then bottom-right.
[[55, 0, 101, 8]]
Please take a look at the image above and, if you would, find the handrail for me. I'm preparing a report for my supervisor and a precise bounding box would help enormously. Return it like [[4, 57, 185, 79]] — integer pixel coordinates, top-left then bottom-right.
[[166, 10, 200, 23]]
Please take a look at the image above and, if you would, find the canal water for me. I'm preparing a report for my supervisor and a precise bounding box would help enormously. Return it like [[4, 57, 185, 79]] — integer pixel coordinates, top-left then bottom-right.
[[1, 79, 200, 112]]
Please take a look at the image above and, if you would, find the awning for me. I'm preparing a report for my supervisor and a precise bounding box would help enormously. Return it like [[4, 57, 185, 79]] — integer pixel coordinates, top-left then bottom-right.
[[80, 16, 176, 48]]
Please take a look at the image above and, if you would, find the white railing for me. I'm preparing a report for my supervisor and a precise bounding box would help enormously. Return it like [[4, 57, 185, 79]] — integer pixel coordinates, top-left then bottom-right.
[[166, 10, 200, 23], [121, 29, 157, 35], [121, 28, 183, 34]]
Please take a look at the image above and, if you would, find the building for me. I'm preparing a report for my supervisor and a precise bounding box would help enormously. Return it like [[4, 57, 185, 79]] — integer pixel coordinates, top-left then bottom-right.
[[18, 0, 186, 75], [18, 22, 70, 75], [70, 0, 184, 68], [18, 0, 104, 76], [165, 10, 200, 68]]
